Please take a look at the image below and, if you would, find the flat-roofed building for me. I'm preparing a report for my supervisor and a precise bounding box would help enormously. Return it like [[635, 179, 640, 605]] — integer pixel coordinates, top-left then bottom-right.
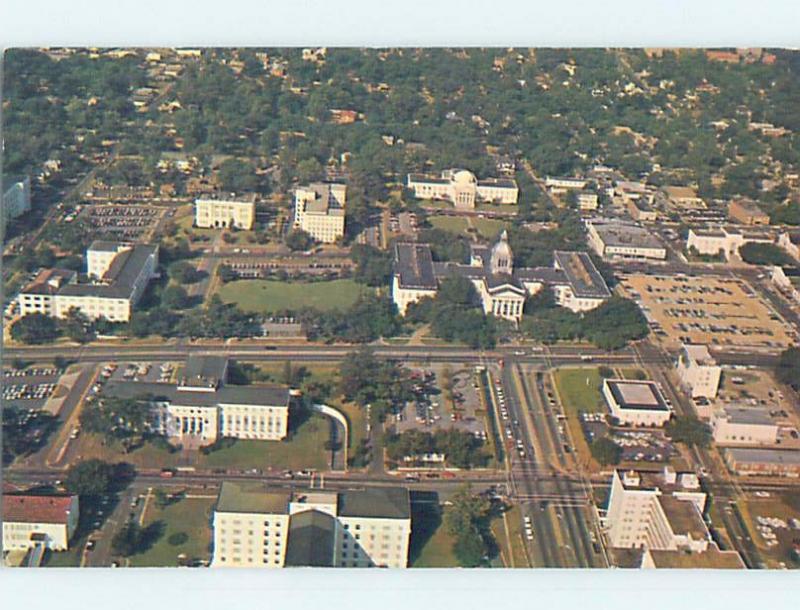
[[661, 185, 703, 209], [676, 344, 721, 399], [625, 198, 658, 222], [211, 482, 411, 568], [711, 407, 780, 447], [293, 182, 346, 243], [2, 493, 79, 552], [603, 379, 672, 427], [725, 447, 800, 477], [195, 193, 256, 229], [104, 356, 290, 446], [52, 241, 159, 322], [587, 220, 666, 260], [605, 469, 713, 553], [641, 545, 745, 569], [545, 176, 586, 194], [687, 226, 776, 260], [407, 169, 518, 209], [17, 269, 77, 317], [577, 191, 599, 211], [392, 233, 611, 323], [728, 199, 770, 226]]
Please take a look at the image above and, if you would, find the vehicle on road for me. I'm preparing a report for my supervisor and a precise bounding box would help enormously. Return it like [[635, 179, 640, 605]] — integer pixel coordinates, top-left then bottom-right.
[[159, 468, 176, 479]]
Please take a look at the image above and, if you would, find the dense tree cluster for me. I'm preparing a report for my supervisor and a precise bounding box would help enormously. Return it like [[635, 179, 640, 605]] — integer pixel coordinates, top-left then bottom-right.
[[2, 407, 59, 465], [590, 437, 623, 466], [300, 294, 401, 344], [79, 395, 158, 453], [664, 416, 712, 448], [384, 428, 489, 469], [443, 485, 497, 567], [775, 347, 800, 391], [338, 349, 414, 421], [350, 244, 392, 287], [739, 242, 794, 266]]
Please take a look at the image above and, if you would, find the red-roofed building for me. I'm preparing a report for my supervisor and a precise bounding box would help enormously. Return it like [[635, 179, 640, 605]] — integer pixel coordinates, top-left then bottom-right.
[[3, 493, 79, 551]]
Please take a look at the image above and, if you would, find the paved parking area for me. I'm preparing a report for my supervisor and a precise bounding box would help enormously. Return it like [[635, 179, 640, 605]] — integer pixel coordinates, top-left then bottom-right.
[[393, 366, 487, 440], [106, 361, 177, 384], [82, 204, 164, 240]]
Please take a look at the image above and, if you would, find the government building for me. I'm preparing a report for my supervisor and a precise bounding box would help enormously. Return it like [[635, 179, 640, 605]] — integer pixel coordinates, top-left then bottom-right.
[[293, 182, 346, 243], [392, 231, 611, 323], [211, 481, 411, 568], [17, 240, 159, 323], [407, 169, 518, 209], [104, 355, 291, 448], [3, 491, 79, 553], [194, 193, 256, 229]]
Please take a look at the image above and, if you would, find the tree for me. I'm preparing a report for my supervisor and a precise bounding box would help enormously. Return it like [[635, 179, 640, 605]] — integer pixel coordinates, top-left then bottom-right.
[[285, 228, 314, 251], [217, 264, 238, 283], [218, 158, 257, 193], [161, 285, 190, 309], [664, 416, 712, 448], [443, 485, 494, 567], [80, 396, 156, 452], [10, 313, 60, 344], [775, 347, 800, 391], [590, 437, 623, 466], [739, 242, 793, 266], [60, 307, 94, 343], [111, 521, 148, 557], [65, 459, 114, 497], [154, 488, 170, 509], [168, 261, 202, 284]]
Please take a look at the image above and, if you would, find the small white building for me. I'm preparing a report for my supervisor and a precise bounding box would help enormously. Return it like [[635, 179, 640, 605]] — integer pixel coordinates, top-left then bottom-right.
[[195, 194, 256, 230], [212, 482, 411, 568], [711, 406, 780, 447], [686, 226, 776, 260], [577, 191, 599, 211], [293, 182, 347, 243], [676, 344, 721, 400], [545, 176, 586, 194], [3, 493, 79, 552], [407, 169, 518, 209], [602, 379, 672, 427]]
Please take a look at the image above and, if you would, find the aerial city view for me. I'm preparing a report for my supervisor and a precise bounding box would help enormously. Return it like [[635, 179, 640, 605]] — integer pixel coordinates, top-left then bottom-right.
[[3, 46, 800, 570]]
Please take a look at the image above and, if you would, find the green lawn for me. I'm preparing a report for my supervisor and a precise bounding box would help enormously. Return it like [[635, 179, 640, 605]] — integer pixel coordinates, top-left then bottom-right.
[[473, 217, 509, 240], [199, 414, 331, 471], [128, 496, 215, 567], [216, 279, 371, 313], [428, 215, 470, 235], [410, 504, 458, 567], [552, 368, 605, 415], [490, 504, 529, 568]]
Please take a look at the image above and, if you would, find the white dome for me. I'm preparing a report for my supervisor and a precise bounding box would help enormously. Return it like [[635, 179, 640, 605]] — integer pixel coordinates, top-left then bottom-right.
[[452, 169, 477, 185]]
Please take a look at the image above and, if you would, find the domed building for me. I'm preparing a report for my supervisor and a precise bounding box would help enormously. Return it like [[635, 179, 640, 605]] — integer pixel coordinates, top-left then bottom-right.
[[393, 232, 612, 324], [406, 167, 518, 209]]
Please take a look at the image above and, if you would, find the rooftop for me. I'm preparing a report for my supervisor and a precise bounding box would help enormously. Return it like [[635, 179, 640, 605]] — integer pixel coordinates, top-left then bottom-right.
[[646, 546, 745, 569], [216, 481, 291, 514], [3, 493, 76, 524], [284, 509, 336, 567], [663, 185, 699, 199], [720, 406, 776, 427], [657, 495, 708, 539], [179, 355, 228, 390], [394, 242, 437, 290], [104, 379, 290, 409], [553, 250, 611, 298], [606, 379, 669, 412], [590, 221, 664, 250], [58, 243, 158, 300], [20, 268, 76, 296], [727, 448, 800, 465], [338, 486, 411, 520], [196, 193, 257, 203], [682, 344, 716, 366]]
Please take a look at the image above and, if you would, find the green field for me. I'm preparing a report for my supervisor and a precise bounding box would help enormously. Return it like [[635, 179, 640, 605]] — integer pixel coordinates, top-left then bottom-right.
[[552, 367, 605, 415], [128, 496, 215, 567], [200, 414, 331, 471], [216, 279, 370, 313], [473, 217, 509, 240], [428, 215, 470, 235]]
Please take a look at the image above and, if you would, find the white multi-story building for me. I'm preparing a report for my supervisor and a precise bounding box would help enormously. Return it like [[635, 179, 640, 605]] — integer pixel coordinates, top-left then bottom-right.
[[17, 241, 158, 323], [587, 220, 667, 260], [605, 469, 709, 552], [392, 234, 611, 323], [577, 191, 599, 210], [293, 183, 346, 243], [3, 175, 32, 228], [676, 344, 721, 400], [3, 493, 79, 552], [778, 231, 800, 261], [602, 379, 672, 427], [407, 169, 518, 209], [711, 406, 780, 447], [211, 482, 411, 568], [195, 194, 256, 230], [545, 176, 587, 194], [105, 356, 291, 447]]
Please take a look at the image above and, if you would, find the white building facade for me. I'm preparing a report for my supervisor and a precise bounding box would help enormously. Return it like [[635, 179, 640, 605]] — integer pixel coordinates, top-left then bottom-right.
[[2, 494, 79, 552], [676, 344, 721, 399], [293, 183, 346, 243], [195, 195, 256, 229], [603, 379, 672, 427], [407, 169, 518, 209]]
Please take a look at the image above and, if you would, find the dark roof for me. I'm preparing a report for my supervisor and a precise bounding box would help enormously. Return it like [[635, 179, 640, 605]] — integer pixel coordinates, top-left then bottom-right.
[[3, 493, 77, 524], [284, 510, 337, 567], [179, 355, 228, 389], [484, 273, 525, 293], [216, 481, 290, 514], [394, 243, 437, 290], [104, 380, 290, 408], [553, 251, 611, 298], [88, 240, 124, 252], [58, 244, 158, 300], [20, 268, 76, 296], [338, 486, 410, 520]]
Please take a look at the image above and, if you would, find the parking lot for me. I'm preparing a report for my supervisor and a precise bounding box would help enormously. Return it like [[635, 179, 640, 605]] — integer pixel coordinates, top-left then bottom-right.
[[104, 361, 177, 384], [581, 413, 677, 463], [392, 366, 487, 442], [620, 273, 796, 350], [3, 367, 65, 409], [82, 204, 163, 240]]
